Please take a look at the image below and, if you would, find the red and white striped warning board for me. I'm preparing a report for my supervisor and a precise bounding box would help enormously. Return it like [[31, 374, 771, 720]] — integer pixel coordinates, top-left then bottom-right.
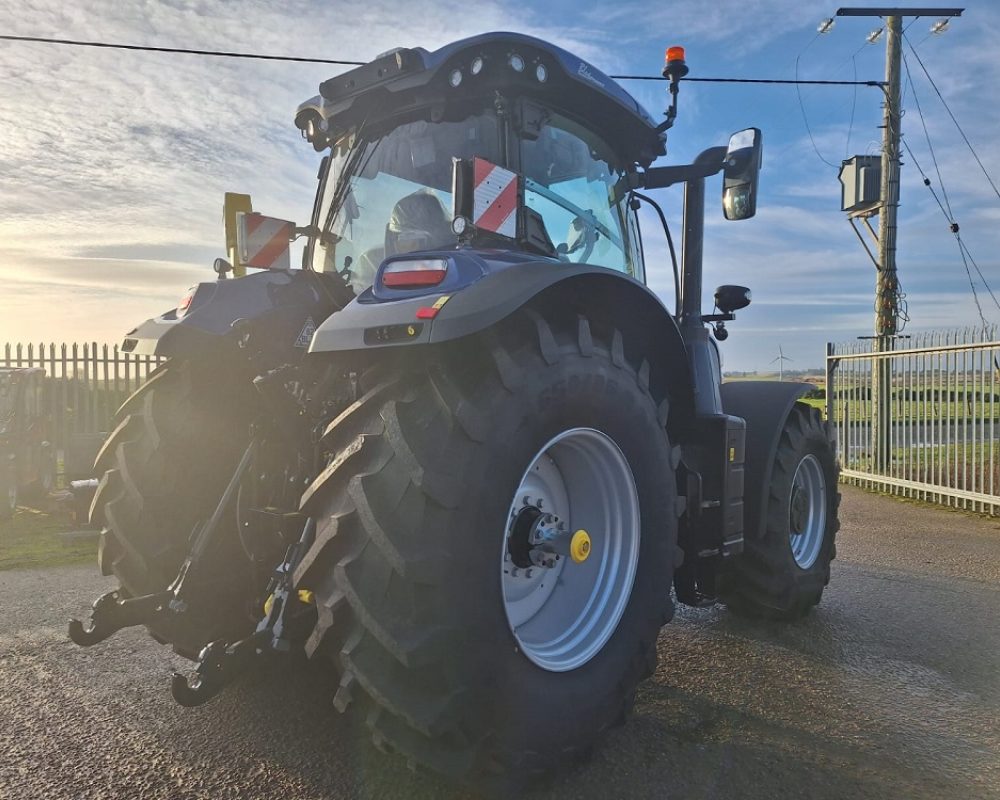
[[238, 212, 293, 270], [473, 158, 518, 239]]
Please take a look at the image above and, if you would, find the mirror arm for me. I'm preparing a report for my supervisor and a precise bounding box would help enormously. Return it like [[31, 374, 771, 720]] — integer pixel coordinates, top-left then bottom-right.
[[638, 146, 728, 190]]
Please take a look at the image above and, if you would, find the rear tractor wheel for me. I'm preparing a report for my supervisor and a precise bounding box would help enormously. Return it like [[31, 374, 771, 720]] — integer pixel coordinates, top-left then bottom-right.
[[90, 359, 259, 654], [296, 308, 678, 788]]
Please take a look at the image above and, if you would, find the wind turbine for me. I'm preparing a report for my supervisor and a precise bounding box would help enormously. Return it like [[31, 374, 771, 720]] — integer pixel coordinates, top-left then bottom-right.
[[771, 345, 793, 382]]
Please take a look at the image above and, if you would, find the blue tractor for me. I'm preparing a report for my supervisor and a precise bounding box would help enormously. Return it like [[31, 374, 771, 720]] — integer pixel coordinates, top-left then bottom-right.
[[73, 33, 838, 790]]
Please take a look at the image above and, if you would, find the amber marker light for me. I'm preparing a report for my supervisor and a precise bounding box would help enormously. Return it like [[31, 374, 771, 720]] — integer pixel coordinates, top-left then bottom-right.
[[662, 45, 689, 80]]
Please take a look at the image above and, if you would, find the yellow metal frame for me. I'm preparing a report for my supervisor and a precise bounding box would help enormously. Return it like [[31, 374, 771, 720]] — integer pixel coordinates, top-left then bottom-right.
[[223, 192, 253, 277]]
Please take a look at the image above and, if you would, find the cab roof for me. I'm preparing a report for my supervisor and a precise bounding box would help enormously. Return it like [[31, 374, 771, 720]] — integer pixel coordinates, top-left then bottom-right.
[[296, 32, 667, 167]]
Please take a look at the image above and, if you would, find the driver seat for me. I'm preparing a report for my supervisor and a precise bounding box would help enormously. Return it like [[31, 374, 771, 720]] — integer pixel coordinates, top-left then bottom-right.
[[384, 190, 452, 257]]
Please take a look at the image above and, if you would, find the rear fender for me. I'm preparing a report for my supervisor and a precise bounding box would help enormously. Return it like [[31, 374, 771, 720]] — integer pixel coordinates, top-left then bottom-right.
[[122, 270, 342, 363], [720, 381, 812, 542], [309, 262, 694, 426]]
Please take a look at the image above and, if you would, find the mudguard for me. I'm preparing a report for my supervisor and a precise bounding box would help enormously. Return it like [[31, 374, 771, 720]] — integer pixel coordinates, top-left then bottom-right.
[[309, 261, 695, 422], [121, 270, 343, 363], [720, 381, 811, 542]]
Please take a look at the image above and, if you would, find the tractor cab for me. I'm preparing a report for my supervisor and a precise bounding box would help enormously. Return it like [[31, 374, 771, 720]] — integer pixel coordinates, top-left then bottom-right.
[[290, 33, 667, 292], [76, 31, 839, 792]]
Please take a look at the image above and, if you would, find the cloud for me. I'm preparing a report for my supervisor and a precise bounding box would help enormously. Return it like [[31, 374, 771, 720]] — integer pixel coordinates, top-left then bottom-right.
[[1, 0, 998, 371]]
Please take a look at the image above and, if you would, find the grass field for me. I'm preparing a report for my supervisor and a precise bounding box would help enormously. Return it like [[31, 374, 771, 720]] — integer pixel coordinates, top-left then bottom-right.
[[0, 506, 96, 571]]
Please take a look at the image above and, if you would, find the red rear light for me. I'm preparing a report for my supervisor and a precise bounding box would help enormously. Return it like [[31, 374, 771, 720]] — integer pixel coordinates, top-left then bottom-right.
[[381, 258, 448, 289]]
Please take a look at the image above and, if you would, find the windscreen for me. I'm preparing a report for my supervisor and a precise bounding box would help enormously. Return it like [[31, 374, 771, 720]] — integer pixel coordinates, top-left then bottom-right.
[[313, 112, 500, 292]]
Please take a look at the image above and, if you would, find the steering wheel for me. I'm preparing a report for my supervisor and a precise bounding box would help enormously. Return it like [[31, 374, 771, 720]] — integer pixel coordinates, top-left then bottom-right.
[[561, 214, 599, 263]]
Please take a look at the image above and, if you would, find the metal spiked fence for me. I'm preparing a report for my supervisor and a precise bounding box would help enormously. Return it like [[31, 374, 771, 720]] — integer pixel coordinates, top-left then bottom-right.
[[1, 342, 162, 453], [826, 327, 1000, 514]]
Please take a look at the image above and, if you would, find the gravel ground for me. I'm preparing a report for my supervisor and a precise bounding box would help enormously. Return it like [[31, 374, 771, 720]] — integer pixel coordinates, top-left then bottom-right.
[[1, 485, 998, 800]]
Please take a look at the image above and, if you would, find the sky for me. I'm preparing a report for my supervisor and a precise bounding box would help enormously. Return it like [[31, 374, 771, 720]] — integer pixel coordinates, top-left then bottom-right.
[[1, 0, 998, 371]]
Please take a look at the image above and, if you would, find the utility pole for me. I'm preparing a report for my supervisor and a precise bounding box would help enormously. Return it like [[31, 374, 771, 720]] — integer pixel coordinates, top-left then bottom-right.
[[835, 6, 963, 469], [876, 13, 901, 341]]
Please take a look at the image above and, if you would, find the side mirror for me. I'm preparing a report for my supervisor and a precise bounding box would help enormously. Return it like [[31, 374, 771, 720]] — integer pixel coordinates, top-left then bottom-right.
[[235, 212, 294, 271], [722, 128, 762, 221]]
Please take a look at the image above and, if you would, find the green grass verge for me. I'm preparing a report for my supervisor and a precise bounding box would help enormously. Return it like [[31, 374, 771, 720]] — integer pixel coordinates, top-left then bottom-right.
[[0, 506, 97, 571]]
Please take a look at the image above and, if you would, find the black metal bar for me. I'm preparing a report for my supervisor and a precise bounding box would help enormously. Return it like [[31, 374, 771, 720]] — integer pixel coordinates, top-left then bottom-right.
[[183, 437, 258, 565], [680, 178, 706, 330], [836, 7, 962, 16], [612, 75, 887, 87]]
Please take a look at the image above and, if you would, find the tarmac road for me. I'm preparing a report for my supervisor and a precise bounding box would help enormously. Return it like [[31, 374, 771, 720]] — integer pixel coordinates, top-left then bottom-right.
[[1, 485, 998, 800]]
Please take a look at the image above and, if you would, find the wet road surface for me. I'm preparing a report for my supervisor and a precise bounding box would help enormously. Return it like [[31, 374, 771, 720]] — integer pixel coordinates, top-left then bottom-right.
[[1, 485, 998, 799]]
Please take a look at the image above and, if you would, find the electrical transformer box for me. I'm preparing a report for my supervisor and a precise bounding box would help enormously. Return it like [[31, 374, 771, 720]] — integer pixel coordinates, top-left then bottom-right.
[[838, 155, 881, 214]]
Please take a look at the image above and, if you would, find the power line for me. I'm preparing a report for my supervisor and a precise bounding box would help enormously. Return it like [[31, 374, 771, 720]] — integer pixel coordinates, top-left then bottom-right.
[[613, 74, 884, 86], [902, 48, 952, 219], [956, 232, 989, 329], [902, 137, 1000, 327], [0, 34, 366, 65], [898, 83, 1000, 323], [0, 33, 888, 87], [903, 32, 1000, 203], [957, 234, 995, 329], [794, 52, 840, 168], [846, 53, 858, 156], [0, 33, 892, 86], [786, 29, 887, 170], [957, 236, 999, 316]]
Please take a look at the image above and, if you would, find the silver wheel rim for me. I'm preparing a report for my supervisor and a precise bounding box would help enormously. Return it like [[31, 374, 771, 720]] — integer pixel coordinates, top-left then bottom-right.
[[501, 428, 640, 672], [789, 453, 827, 569]]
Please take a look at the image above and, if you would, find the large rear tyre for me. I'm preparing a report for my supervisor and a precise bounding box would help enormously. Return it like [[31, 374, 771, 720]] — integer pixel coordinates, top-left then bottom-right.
[[90, 360, 257, 653], [719, 403, 839, 619], [296, 309, 677, 789]]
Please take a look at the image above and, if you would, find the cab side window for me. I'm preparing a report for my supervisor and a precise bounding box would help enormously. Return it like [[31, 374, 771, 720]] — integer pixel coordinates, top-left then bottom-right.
[[520, 114, 634, 276]]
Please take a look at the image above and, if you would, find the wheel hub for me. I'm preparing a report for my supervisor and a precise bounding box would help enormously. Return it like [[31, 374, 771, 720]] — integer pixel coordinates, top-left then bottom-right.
[[789, 486, 809, 533], [508, 505, 543, 569]]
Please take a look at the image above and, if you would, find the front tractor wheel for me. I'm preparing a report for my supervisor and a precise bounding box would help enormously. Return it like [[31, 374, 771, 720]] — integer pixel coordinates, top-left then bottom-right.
[[720, 404, 839, 619], [296, 309, 677, 788]]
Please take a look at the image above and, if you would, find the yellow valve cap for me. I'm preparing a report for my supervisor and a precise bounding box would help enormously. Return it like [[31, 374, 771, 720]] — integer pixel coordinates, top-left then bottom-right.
[[570, 529, 592, 564]]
